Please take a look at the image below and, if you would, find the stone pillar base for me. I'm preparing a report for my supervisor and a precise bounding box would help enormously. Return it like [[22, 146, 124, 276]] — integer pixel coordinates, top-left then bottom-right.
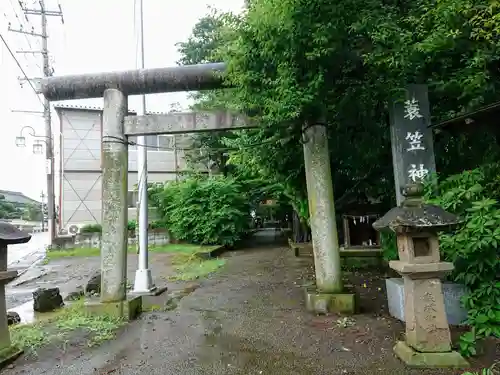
[[129, 285, 168, 297], [304, 286, 356, 314], [84, 295, 142, 321], [394, 341, 469, 368], [0, 346, 23, 370]]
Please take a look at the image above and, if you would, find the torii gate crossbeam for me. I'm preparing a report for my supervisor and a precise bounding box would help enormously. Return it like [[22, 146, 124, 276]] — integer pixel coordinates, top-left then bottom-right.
[[35, 63, 227, 100]]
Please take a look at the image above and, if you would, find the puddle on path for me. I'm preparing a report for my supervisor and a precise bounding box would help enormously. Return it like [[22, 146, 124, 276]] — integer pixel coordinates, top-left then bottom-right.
[[9, 298, 73, 325], [9, 300, 37, 324]]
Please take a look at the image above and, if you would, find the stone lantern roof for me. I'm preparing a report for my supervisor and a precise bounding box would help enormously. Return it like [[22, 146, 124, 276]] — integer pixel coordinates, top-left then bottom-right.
[[372, 184, 461, 233], [0, 222, 31, 245]]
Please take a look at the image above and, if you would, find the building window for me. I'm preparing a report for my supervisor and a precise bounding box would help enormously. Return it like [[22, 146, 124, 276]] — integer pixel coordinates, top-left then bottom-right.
[[127, 191, 138, 208]]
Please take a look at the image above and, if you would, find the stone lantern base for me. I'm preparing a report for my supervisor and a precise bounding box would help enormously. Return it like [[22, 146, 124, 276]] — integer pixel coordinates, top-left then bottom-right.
[[390, 261, 469, 369], [394, 341, 469, 368]]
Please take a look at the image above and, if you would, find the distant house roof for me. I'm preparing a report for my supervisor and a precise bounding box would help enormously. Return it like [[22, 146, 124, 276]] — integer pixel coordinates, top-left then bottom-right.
[[431, 101, 500, 130], [0, 190, 40, 205], [53, 103, 169, 115]]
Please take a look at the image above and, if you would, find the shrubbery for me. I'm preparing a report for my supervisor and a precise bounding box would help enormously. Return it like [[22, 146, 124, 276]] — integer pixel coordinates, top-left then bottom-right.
[[79, 220, 162, 234], [149, 176, 251, 246], [80, 224, 102, 233], [424, 164, 500, 356]]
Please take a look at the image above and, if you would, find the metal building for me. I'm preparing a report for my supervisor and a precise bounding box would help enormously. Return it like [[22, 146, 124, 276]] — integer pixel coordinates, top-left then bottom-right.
[[55, 105, 191, 231]]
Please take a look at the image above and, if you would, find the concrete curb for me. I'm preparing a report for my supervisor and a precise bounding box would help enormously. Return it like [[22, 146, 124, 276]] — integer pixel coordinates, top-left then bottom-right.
[[0, 346, 23, 371]]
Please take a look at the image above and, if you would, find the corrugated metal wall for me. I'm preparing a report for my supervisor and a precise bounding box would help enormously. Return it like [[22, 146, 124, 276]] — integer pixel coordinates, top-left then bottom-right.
[[58, 107, 190, 228]]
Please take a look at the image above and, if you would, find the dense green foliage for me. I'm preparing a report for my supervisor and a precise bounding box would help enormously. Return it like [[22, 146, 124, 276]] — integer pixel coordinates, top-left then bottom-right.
[[424, 164, 500, 356], [176, 0, 500, 224], [380, 232, 398, 262], [462, 364, 498, 375], [149, 176, 251, 246]]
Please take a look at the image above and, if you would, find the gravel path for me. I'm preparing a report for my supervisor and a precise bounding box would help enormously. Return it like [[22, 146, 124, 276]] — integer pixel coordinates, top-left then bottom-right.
[[5, 246, 499, 375]]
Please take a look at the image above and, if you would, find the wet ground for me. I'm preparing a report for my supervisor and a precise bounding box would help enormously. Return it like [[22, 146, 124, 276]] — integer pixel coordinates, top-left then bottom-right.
[[8, 232, 48, 266], [5, 228, 280, 310], [6, 252, 177, 311], [5, 245, 499, 375]]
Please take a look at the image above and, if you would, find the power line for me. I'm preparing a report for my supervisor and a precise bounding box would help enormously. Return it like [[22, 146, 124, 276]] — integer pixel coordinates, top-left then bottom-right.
[[5, 0, 63, 246], [1, 30, 91, 133], [0, 32, 46, 109], [7, 0, 43, 70]]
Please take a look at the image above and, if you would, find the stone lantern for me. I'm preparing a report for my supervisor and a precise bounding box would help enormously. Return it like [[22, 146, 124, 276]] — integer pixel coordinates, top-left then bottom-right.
[[0, 222, 31, 362], [373, 184, 468, 368]]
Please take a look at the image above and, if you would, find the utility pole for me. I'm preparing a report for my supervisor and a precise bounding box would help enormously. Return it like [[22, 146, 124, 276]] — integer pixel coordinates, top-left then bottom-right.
[[40, 191, 45, 231], [132, 0, 157, 294], [9, 0, 64, 247], [174, 136, 179, 181]]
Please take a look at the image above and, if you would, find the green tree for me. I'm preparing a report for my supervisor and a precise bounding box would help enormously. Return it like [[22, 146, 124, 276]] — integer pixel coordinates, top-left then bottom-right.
[[176, 8, 241, 174], [176, 0, 500, 235], [25, 203, 43, 222], [0, 194, 17, 219], [226, 0, 499, 202]]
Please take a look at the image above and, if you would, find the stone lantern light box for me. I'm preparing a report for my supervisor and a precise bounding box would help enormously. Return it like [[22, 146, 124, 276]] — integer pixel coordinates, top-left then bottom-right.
[[0, 222, 31, 364], [373, 184, 469, 368]]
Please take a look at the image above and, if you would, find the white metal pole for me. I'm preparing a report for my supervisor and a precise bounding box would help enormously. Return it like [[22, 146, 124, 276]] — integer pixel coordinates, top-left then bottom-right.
[[133, 0, 155, 293]]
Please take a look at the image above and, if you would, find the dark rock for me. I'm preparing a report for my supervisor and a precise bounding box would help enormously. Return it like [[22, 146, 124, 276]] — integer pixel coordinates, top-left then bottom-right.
[[7, 311, 21, 325], [33, 287, 64, 312], [64, 285, 85, 301], [85, 270, 101, 296]]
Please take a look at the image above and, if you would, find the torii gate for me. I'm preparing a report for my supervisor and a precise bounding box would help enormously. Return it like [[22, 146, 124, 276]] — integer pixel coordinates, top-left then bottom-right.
[[35, 62, 341, 313]]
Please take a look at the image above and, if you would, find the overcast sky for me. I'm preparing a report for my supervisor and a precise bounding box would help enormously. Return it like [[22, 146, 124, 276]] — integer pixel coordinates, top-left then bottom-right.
[[0, 0, 243, 201]]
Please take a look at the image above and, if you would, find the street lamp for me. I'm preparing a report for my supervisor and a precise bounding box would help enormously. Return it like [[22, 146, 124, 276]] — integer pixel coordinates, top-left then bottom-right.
[[32, 140, 45, 155], [15, 135, 26, 147], [14, 125, 55, 243], [15, 126, 49, 155]]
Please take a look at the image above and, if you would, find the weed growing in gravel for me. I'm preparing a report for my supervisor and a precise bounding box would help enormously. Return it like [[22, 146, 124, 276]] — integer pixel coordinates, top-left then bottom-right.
[[10, 300, 125, 354], [167, 251, 226, 281]]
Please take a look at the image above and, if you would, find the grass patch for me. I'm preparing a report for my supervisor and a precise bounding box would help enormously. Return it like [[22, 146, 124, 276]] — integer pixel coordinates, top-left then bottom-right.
[[44, 243, 226, 282], [10, 300, 125, 354], [149, 243, 218, 254], [45, 243, 219, 261], [45, 247, 101, 260], [168, 257, 226, 281]]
